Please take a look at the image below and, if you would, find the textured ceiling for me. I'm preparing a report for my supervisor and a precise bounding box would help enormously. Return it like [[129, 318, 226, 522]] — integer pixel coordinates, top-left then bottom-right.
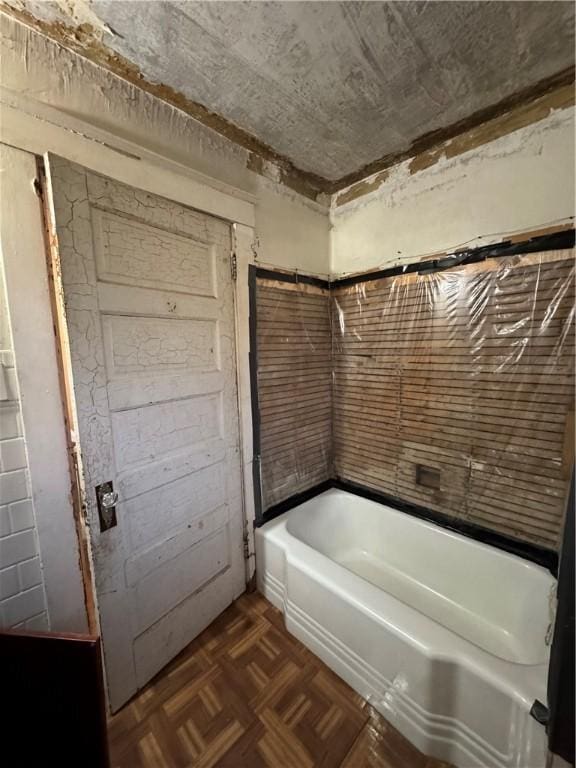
[[7, 0, 576, 184]]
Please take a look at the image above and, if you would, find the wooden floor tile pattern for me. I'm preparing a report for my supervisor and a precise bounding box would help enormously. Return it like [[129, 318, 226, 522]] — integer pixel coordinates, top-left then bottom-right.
[[108, 592, 452, 768]]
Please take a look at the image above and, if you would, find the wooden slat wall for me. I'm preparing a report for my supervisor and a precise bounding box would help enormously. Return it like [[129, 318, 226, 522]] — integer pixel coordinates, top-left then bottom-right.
[[256, 279, 332, 510], [332, 250, 575, 549]]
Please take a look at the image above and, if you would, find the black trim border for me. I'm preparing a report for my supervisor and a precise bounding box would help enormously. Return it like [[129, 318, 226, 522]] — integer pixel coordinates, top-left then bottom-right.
[[332, 229, 575, 287], [547, 468, 575, 761], [254, 266, 329, 290], [260, 480, 334, 526], [249, 265, 331, 527], [248, 265, 263, 523], [254, 229, 575, 292]]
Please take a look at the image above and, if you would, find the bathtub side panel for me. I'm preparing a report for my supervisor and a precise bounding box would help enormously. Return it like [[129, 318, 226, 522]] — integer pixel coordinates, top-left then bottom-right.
[[256, 503, 548, 768], [255, 523, 286, 611]]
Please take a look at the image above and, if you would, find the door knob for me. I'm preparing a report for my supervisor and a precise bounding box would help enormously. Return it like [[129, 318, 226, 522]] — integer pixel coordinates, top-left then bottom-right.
[[95, 481, 118, 532], [101, 490, 119, 509]]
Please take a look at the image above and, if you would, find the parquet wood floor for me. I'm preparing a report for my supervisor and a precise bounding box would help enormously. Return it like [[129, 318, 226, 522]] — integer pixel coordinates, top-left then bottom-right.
[[108, 592, 452, 768]]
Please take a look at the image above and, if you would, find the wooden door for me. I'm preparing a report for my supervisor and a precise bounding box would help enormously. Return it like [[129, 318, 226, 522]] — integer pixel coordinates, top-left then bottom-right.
[[46, 156, 246, 711]]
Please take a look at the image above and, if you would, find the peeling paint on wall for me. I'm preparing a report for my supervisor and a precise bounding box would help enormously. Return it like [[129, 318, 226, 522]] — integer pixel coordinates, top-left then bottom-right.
[[331, 106, 575, 275], [1, 3, 574, 202], [1, 8, 573, 278], [333, 80, 575, 206], [5, 0, 575, 185], [408, 84, 575, 176], [335, 170, 390, 207]]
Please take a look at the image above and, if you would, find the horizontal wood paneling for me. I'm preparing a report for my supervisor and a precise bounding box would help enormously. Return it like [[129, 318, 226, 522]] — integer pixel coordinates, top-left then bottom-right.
[[256, 279, 332, 509], [332, 250, 575, 549], [255, 252, 574, 549]]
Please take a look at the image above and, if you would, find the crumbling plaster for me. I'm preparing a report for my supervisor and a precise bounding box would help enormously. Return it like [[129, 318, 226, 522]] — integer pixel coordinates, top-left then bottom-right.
[[4, 0, 575, 185], [330, 104, 575, 275]]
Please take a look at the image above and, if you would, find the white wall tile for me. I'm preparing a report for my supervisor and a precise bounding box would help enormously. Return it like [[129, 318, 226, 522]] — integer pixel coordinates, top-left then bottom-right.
[[3, 367, 19, 401], [1, 584, 46, 625], [0, 438, 26, 472], [9, 498, 34, 532], [24, 611, 49, 632], [18, 556, 42, 590], [0, 244, 49, 630], [0, 564, 20, 600], [0, 529, 37, 569], [0, 468, 28, 505], [0, 504, 10, 537], [0, 404, 21, 440], [0, 351, 15, 368]]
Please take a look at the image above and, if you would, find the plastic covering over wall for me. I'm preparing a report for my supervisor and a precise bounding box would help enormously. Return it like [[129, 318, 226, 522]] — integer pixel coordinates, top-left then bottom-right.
[[332, 249, 574, 549], [255, 278, 332, 510], [254, 246, 574, 550]]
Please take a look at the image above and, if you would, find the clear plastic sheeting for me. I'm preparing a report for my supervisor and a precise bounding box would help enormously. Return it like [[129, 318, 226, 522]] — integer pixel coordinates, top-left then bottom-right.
[[254, 249, 574, 550], [332, 249, 575, 549], [255, 278, 332, 511]]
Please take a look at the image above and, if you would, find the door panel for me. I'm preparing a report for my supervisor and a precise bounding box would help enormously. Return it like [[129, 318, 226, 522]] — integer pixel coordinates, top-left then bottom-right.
[[46, 155, 245, 710], [91, 207, 218, 296], [101, 314, 219, 376]]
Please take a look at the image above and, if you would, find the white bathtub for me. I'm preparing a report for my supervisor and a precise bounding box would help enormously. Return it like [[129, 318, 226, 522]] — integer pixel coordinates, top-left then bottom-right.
[[255, 489, 555, 768]]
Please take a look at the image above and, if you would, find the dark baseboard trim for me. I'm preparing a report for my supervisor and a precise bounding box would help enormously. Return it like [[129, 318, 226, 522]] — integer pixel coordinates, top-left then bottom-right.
[[257, 480, 334, 526]]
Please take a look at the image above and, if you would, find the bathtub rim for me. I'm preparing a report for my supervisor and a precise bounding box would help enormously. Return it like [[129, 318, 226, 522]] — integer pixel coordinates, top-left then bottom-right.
[[256, 488, 551, 709], [256, 478, 559, 575]]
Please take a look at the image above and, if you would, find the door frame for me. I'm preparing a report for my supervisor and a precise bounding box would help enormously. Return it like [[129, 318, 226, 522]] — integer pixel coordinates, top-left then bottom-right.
[[1, 95, 258, 640]]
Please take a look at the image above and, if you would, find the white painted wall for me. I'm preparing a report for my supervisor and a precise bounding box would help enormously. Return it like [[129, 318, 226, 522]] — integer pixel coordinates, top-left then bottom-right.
[[331, 106, 575, 275], [0, 144, 88, 633], [0, 212, 49, 632]]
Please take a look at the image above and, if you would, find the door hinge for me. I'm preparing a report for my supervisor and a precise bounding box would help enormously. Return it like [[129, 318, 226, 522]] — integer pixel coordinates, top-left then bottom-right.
[[230, 251, 237, 281], [242, 519, 250, 560]]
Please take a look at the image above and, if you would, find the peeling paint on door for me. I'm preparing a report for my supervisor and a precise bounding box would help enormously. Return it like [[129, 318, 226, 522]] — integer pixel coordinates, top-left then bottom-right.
[[47, 155, 245, 711]]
